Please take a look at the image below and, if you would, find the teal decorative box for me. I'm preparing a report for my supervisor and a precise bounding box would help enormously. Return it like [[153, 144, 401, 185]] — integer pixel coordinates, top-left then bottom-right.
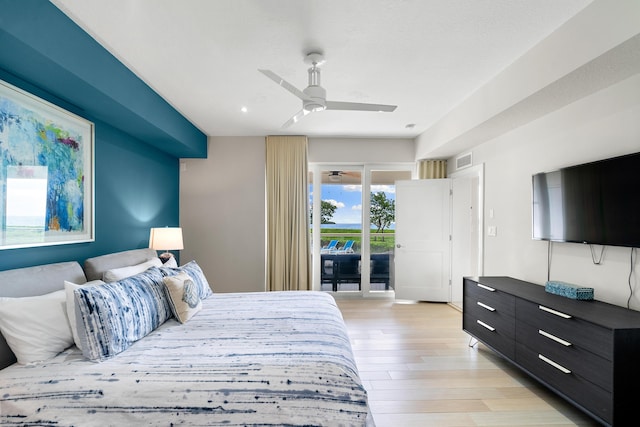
[[545, 281, 594, 300]]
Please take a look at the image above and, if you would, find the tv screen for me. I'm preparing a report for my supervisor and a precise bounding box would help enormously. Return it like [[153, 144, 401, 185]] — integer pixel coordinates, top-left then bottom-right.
[[532, 152, 640, 248]]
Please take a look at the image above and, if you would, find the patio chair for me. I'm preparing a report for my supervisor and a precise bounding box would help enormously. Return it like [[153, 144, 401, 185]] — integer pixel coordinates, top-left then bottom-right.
[[335, 254, 361, 291], [320, 240, 338, 254], [336, 240, 355, 254], [370, 253, 391, 290], [320, 255, 338, 291]]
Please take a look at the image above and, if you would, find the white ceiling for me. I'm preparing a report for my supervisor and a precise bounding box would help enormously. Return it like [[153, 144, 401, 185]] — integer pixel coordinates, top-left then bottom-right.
[[51, 0, 592, 140]]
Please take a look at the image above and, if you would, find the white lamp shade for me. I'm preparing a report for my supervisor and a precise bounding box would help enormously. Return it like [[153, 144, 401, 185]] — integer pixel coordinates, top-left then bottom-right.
[[149, 227, 184, 251]]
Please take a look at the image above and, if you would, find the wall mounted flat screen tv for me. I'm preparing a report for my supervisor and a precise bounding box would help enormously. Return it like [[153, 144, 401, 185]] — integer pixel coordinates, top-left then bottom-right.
[[532, 152, 640, 248]]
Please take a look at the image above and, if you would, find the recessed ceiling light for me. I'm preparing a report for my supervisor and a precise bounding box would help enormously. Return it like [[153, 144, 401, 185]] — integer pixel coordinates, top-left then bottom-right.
[[240, 106, 248, 113]]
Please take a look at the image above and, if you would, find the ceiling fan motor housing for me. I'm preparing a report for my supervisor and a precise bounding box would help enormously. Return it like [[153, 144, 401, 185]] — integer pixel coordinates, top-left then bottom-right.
[[303, 87, 326, 112], [303, 66, 326, 112]]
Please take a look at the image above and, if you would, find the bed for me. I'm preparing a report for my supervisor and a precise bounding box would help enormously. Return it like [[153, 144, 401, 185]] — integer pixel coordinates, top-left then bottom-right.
[[0, 249, 372, 426]]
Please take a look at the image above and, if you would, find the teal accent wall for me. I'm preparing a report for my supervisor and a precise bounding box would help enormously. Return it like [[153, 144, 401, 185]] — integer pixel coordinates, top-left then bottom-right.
[[0, 1, 206, 270]]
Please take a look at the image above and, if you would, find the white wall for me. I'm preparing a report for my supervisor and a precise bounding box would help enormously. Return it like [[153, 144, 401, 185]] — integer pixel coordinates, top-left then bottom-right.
[[409, 0, 640, 309], [309, 138, 415, 163], [180, 136, 266, 293], [415, 0, 640, 161], [180, 136, 415, 292], [469, 74, 640, 308]]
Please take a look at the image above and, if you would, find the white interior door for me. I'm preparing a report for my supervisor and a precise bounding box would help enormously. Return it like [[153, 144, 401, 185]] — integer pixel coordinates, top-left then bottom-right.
[[451, 177, 472, 308], [450, 164, 484, 309], [394, 179, 451, 301]]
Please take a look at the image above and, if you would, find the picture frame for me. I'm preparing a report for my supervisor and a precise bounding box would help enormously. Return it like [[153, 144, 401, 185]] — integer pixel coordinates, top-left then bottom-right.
[[0, 79, 94, 250]]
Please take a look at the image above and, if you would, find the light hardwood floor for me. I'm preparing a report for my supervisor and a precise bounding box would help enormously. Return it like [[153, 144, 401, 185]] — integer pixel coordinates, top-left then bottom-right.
[[336, 298, 601, 427]]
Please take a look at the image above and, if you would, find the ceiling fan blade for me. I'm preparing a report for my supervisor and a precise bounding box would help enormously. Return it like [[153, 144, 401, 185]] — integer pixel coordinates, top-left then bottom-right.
[[282, 109, 310, 128], [325, 100, 397, 112], [258, 69, 312, 101]]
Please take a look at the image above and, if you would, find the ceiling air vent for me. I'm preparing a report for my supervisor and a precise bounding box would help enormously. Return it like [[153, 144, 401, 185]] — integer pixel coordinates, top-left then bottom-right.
[[456, 152, 472, 170]]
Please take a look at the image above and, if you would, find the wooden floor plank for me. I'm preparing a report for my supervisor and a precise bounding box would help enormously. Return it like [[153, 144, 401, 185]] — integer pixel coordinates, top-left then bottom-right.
[[336, 299, 601, 427]]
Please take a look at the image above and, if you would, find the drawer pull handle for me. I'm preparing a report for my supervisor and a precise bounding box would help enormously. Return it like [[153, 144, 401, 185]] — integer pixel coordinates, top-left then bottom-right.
[[477, 301, 496, 312], [538, 354, 571, 374], [477, 320, 495, 332], [477, 284, 496, 292], [538, 305, 572, 319], [539, 329, 572, 347]]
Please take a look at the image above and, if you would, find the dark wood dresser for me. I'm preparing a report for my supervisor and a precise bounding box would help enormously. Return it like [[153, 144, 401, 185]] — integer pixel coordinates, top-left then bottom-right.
[[463, 276, 640, 426]]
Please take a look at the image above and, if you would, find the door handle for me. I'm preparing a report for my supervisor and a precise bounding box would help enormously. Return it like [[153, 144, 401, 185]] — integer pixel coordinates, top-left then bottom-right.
[[396, 244, 402, 248]]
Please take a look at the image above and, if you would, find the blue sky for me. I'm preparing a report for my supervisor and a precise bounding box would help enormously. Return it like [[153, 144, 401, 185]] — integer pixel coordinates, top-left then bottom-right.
[[311, 184, 396, 224]]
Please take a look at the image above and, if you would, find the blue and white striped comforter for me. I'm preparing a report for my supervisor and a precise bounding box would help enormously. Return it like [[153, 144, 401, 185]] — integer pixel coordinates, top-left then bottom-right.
[[0, 291, 371, 426]]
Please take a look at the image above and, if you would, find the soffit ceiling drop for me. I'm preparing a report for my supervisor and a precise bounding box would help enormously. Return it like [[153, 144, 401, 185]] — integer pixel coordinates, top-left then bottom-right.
[[51, 0, 592, 142]]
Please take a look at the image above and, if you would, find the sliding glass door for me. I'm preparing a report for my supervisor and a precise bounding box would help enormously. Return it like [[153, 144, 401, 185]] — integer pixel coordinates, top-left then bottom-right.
[[310, 164, 413, 296], [316, 167, 362, 293], [368, 169, 411, 292]]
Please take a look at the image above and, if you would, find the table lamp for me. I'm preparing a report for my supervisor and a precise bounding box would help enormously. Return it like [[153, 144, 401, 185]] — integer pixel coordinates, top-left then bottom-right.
[[149, 227, 184, 263]]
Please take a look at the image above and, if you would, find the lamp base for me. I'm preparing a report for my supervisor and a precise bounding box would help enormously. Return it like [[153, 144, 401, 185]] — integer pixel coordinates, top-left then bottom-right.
[[159, 252, 174, 264]]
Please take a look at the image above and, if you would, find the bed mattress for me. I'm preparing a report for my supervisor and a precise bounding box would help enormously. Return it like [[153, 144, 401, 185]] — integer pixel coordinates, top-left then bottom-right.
[[0, 291, 370, 426]]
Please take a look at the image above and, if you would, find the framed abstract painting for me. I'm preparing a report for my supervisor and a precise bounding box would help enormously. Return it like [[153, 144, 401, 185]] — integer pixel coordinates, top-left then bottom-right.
[[0, 79, 94, 249]]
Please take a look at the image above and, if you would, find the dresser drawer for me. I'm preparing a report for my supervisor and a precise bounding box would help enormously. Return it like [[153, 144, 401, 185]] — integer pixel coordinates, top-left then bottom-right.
[[516, 342, 611, 424], [464, 280, 515, 316], [463, 297, 515, 359], [465, 295, 515, 338], [516, 299, 612, 360], [516, 321, 612, 392]]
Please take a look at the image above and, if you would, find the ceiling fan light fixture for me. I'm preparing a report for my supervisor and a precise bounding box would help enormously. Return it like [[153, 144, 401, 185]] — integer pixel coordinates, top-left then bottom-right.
[[304, 103, 326, 113], [328, 171, 342, 182]]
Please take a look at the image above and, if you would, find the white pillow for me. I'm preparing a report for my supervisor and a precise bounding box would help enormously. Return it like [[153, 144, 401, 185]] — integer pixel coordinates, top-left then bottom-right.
[[102, 257, 162, 282], [64, 279, 105, 347], [0, 290, 73, 364], [163, 256, 178, 268]]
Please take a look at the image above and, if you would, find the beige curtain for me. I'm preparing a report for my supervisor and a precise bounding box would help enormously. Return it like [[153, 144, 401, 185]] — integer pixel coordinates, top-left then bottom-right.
[[417, 159, 447, 179], [265, 136, 311, 291]]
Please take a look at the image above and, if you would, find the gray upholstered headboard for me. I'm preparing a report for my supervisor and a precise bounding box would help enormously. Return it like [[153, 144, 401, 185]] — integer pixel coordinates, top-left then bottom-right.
[[0, 261, 86, 369], [84, 248, 158, 281], [0, 248, 159, 369]]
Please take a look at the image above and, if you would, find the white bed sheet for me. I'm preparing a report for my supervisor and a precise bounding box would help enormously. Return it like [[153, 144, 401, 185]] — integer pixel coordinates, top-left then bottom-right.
[[0, 291, 370, 426]]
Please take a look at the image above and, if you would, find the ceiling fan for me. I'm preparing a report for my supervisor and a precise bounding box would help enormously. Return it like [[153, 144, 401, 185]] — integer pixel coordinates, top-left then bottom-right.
[[326, 170, 360, 182], [259, 52, 397, 128]]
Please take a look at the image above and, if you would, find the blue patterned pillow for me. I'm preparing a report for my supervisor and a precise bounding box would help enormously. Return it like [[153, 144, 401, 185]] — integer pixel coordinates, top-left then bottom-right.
[[74, 267, 172, 361], [158, 260, 212, 299]]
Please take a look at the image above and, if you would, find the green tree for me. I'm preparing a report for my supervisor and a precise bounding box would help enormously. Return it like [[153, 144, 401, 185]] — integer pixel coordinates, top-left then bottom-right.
[[311, 200, 338, 224], [370, 191, 395, 239]]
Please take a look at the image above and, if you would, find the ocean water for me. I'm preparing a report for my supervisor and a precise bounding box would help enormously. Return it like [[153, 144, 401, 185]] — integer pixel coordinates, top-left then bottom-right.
[[6, 215, 46, 227], [319, 223, 395, 230]]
